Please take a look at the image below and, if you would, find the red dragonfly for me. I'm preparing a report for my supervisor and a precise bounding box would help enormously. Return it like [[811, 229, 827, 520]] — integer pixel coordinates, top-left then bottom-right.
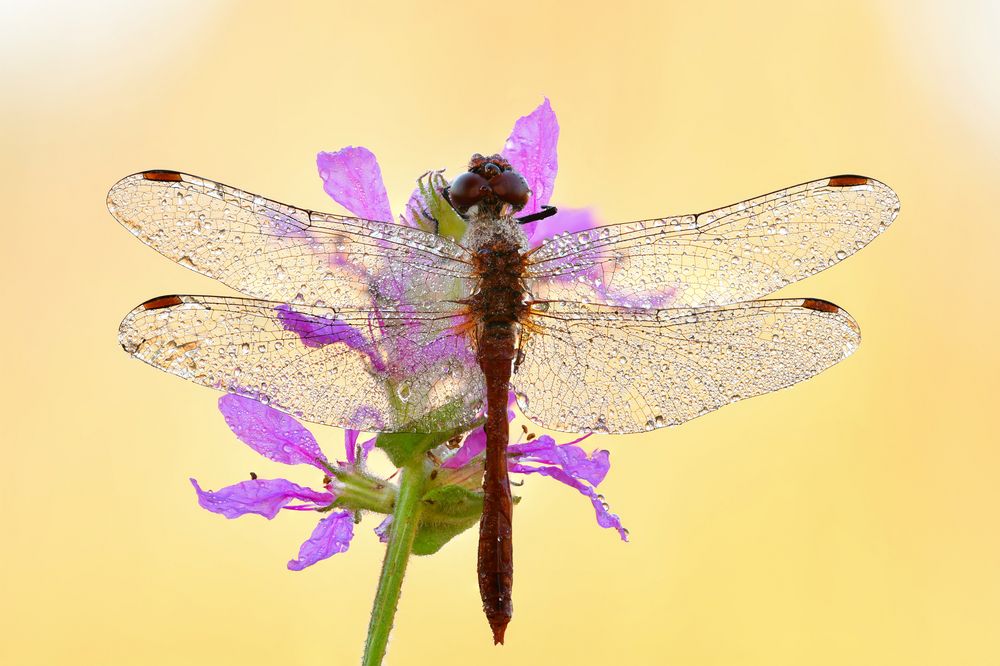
[[109, 159, 898, 643]]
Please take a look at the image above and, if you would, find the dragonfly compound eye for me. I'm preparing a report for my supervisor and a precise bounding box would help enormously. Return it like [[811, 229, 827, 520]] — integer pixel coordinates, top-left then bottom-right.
[[449, 171, 490, 210], [489, 171, 530, 209]]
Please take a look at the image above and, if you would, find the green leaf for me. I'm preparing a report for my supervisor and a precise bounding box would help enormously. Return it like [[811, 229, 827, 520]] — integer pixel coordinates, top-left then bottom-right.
[[412, 485, 483, 555]]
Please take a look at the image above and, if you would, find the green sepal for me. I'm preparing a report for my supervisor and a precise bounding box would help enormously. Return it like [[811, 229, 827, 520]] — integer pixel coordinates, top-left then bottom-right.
[[418, 171, 467, 242], [412, 484, 483, 555], [375, 402, 473, 467]]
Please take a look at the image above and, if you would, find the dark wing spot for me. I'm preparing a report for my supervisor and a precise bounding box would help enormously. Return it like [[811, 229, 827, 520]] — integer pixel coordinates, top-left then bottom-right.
[[142, 295, 183, 310], [827, 175, 869, 188], [801, 298, 840, 314], [142, 170, 183, 182]]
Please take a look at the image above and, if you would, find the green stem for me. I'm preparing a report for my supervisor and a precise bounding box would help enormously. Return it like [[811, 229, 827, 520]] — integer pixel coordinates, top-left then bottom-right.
[[362, 457, 427, 666]]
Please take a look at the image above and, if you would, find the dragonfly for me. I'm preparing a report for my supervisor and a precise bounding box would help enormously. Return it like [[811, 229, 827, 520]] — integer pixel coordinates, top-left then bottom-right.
[[109, 158, 899, 643]]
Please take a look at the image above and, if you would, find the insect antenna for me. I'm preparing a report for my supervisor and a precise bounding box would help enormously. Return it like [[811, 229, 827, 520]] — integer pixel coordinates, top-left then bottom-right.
[[516, 205, 558, 224]]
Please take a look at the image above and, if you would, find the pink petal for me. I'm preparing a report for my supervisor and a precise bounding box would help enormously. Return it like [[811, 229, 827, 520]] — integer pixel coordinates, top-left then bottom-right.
[[317, 146, 393, 221], [275, 305, 387, 372], [587, 492, 629, 540], [191, 478, 333, 520], [388, 314, 478, 378], [287, 511, 355, 571], [399, 184, 426, 229], [509, 434, 609, 487], [342, 432, 376, 466], [361, 436, 377, 462], [441, 392, 515, 469], [509, 464, 628, 541], [374, 515, 393, 543], [442, 426, 486, 469], [501, 98, 559, 215], [523, 206, 601, 249], [218, 394, 328, 470], [344, 430, 360, 465]]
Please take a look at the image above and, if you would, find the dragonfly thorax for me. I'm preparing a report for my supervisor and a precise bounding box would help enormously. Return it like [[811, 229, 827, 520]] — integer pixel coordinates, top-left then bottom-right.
[[447, 153, 531, 250], [464, 213, 528, 254]]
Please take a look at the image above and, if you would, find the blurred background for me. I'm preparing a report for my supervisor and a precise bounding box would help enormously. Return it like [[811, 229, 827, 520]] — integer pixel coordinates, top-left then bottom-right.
[[3, 1, 999, 664]]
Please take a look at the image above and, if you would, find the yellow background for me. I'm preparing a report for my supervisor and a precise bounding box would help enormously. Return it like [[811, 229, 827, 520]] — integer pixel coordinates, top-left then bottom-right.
[[3, 1, 999, 664]]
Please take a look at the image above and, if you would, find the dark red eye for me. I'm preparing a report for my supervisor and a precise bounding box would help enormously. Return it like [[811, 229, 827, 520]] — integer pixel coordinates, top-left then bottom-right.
[[449, 172, 489, 209], [489, 171, 530, 209]]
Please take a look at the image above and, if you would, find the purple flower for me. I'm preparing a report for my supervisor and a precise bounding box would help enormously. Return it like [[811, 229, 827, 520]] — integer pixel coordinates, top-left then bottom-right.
[[192, 395, 380, 570], [201, 100, 628, 569], [305, 100, 629, 542]]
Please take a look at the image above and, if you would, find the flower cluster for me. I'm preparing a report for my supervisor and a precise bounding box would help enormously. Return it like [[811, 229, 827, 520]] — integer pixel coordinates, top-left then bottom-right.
[[191, 99, 627, 569]]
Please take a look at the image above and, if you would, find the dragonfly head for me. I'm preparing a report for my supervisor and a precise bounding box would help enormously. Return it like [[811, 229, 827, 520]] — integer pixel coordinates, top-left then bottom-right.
[[445, 153, 530, 220]]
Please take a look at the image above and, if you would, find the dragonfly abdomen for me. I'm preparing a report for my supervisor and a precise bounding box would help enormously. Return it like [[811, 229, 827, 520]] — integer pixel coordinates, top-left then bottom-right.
[[470, 238, 528, 643]]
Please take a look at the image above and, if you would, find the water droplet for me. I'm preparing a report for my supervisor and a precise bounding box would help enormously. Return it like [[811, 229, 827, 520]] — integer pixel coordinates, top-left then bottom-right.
[[396, 381, 412, 402]]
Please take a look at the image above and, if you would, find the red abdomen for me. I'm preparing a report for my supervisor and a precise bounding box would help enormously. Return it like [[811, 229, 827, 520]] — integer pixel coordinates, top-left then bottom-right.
[[470, 240, 527, 644]]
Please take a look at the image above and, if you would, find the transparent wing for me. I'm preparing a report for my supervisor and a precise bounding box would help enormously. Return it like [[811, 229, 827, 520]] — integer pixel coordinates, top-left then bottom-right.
[[119, 295, 483, 432], [525, 176, 899, 308], [108, 171, 474, 310], [513, 299, 860, 433]]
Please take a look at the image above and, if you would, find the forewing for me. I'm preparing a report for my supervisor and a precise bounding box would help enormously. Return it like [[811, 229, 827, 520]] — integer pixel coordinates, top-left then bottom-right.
[[513, 299, 860, 433], [108, 171, 474, 309], [119, 295, 483, 432], [526, 176, 899, 308]]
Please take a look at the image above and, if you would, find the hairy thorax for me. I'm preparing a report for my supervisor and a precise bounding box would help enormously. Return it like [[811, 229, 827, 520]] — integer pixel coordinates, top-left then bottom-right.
[[466, 216, 530, 362]]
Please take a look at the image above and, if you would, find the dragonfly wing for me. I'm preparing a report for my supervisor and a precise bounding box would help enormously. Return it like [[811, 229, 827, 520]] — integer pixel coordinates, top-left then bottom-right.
[[119, 295, 484, 433], [108, 171, 474, 309], [513, 299, 860, 433], [525, 176, 899, 308]]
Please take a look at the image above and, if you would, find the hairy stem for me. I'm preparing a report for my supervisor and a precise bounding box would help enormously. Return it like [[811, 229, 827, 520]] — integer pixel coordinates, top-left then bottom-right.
[[362, 457, 426, 666]]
